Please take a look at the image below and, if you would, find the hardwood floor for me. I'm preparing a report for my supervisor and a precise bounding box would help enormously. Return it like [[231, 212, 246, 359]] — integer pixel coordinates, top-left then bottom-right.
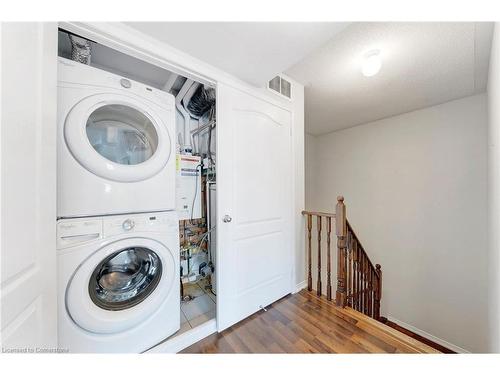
[[181, 290, 440, 353]]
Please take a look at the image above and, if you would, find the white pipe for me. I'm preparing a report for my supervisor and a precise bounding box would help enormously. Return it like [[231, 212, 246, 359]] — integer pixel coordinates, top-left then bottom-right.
[[182, 82, 201, 153], [175, 79, 194, 153], [162, 73, 178, 92], [183, 82, 200, 113]]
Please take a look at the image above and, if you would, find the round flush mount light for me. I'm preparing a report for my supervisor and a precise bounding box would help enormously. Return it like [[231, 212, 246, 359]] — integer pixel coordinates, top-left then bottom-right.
[[362, 50, 382, 77]]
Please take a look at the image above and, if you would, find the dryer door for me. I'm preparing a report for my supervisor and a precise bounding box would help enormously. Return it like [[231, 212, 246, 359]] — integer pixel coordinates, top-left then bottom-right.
[[64, 93, 172, 182], [66, 238, 176, 334]]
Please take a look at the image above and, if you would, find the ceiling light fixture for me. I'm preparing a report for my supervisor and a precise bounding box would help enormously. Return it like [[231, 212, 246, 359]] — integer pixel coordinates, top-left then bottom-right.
[[362, 50, 382, 77]]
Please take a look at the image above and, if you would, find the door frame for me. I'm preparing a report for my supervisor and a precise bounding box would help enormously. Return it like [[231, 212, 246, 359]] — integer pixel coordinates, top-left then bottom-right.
[[58, 22, 303, 333]]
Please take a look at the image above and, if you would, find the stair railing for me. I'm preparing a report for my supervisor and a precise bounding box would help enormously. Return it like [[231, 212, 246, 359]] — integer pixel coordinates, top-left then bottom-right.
[[302, 196, 382, 320]]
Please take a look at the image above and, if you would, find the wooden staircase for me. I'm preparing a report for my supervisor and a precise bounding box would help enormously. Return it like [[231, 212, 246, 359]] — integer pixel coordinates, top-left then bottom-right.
[[302, 196, 382, 320], [301, 200, 443, 353]]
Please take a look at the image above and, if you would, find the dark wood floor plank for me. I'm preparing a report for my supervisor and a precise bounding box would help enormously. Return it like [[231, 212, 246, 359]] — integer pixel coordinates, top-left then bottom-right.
[[259, 312, 298, 348], [180, 290, 440, 354], [232, 320, 270, 353], [295, 338, 320, 353], [220, 327, 252, 353], [281, 297, 353, 336]]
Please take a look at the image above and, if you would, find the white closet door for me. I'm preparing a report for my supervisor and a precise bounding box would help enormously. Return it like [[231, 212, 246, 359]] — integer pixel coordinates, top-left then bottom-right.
[[1, 23, 58, 351], [217, 84, 293, 331]]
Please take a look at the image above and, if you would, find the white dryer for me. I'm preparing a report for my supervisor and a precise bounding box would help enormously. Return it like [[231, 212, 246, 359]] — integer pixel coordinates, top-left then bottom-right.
[[57, 57, 176, 218], [57, 211, 180, 353]]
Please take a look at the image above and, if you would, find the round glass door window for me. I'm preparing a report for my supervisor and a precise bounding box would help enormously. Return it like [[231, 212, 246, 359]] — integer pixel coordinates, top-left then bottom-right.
[[86, 104, 159, 165], [89, 247, 162, 311]]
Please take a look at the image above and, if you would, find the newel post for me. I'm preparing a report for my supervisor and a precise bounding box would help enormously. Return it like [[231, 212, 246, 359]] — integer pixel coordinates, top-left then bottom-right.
[[307, 214, 313, 291], [335, 196, 347, 307]]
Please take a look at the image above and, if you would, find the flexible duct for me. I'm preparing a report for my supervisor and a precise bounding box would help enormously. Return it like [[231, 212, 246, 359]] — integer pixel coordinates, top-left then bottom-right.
[[69, 35, 92, 65], [182, 82, 201, 153], [175, 79, 195, 153]]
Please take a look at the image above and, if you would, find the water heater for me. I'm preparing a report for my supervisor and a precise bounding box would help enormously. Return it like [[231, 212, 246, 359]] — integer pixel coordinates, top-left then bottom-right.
[[176, 154, 202, 221]]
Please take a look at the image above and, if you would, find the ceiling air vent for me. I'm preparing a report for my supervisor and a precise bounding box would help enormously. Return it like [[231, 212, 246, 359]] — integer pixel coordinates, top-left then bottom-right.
[[268, 75, 292, 99]]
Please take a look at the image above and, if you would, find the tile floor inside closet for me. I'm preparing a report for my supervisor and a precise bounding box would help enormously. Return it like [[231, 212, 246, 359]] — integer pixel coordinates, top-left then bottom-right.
[[176, 278, 216, 337]]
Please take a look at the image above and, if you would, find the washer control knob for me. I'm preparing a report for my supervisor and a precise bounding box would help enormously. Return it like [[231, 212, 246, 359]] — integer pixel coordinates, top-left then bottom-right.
[[122, 219, 135, 231], [120, 78, 132, 88]]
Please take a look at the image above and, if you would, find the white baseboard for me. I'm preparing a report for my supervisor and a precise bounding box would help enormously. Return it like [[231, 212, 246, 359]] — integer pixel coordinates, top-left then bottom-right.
[[293, 280, 307, 294], [387, 315, 469, 353], [145, 319, 217, 353]]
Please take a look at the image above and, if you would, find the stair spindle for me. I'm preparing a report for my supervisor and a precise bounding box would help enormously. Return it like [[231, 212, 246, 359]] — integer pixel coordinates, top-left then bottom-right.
[[347, 231, 353, 307], [352, 241, 356, 309], [362, 253, 366, 314], [368, 268, 373, 317], [317, 216, 322, 296], [307, 214, 312, 291], [366, 256, 369, 315], [375, 264, 382, 320], [357, 248, 361, 311], [326, 217, 332, 301]]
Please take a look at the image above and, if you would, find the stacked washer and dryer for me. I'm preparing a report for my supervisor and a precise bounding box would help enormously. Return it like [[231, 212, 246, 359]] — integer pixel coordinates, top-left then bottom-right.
[[56, 58, 180, 353]]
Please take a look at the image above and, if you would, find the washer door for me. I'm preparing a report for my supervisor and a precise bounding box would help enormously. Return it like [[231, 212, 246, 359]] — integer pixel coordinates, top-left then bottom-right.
[[66, 238, 176, 334], [64, 93, 171, 182]]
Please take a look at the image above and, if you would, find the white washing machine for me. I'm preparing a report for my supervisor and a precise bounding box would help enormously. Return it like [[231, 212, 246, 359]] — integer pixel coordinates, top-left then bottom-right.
[[57, 211, 180, 353], [57, 57, 176, 218]]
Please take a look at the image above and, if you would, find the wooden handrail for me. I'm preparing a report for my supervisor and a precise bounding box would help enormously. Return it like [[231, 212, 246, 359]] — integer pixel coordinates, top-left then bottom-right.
[[301, 210, 336, 218], [301, 196, 382, 320]]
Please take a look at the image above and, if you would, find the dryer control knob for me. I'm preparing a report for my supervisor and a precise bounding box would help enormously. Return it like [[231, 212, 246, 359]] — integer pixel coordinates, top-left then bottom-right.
[[120, 78, 132, 88], [122, 219, 135, 231]]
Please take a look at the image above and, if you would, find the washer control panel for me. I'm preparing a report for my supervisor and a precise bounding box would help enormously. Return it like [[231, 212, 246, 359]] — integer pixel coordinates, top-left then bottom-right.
[[57, 218, 102, 249], [122, 219, 135, 231], [57, 211, 179, 249], [104, 211, 179, 237]]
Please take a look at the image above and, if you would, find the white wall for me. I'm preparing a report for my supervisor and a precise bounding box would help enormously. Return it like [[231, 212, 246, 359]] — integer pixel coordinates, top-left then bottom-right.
[[305, 133, 318, 211], [301, 132, 319, 291], [487, 23, 500, 353], [307, 94, 489, 352]]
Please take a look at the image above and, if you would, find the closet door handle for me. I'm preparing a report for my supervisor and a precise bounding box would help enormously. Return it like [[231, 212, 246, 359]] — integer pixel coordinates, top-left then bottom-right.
[[223, 215, 232, 223]]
